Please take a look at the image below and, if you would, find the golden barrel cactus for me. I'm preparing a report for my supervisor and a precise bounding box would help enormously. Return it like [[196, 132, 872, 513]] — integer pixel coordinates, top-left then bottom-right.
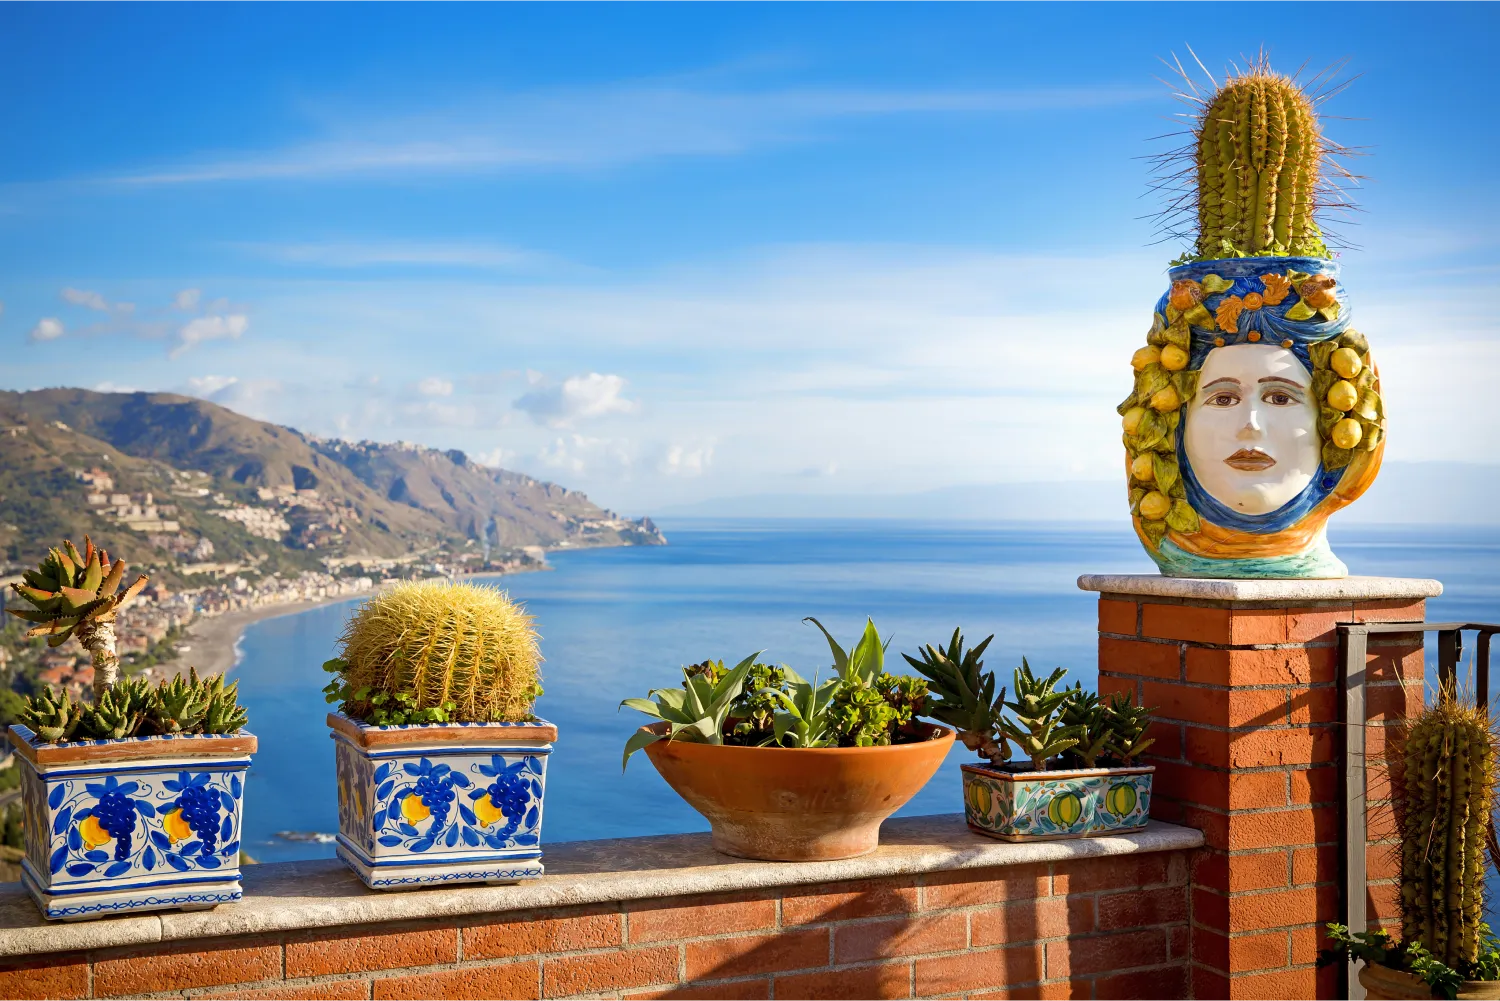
[[338, 581, 542, 723]]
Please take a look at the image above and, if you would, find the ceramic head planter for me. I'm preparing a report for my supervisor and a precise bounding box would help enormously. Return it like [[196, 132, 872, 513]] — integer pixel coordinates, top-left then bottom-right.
[[1121, 62, 1383, 578]]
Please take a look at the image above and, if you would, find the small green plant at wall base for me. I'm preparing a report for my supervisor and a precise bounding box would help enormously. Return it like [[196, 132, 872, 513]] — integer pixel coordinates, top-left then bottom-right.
[[999, 660, 1086, 772], [903, 629, 1008, 764], [1318, 924, 1500, 1000], [330, 580, 543, 725]]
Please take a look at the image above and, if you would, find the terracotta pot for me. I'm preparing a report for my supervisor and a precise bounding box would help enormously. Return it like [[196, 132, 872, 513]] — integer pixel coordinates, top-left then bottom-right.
[[640, 723, 954, 861], [1359, 961, 1500, 1000]]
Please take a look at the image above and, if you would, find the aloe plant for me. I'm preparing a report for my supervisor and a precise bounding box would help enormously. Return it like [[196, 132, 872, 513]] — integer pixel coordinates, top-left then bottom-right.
[[1060, 687, 1112, 768], [759, 668, 839, 748], [903, 629, 1007, 763], [1000, 659, 1086, 772], [1103, 693, 1156, 765], [619, 653, 758, 768], [804, 617, 886, 688]]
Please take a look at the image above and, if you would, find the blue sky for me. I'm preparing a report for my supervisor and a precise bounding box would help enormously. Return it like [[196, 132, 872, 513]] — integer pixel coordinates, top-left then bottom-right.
[[1, 3, 1495, 514]]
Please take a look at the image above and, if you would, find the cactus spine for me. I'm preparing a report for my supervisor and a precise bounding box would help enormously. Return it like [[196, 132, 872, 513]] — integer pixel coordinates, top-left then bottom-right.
[[1398, 696, 1497, 969], [1193, 66, 1329, 261]]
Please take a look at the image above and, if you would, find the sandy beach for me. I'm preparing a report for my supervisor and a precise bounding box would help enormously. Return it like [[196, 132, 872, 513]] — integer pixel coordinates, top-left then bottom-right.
[[153, 594, 362, 679]]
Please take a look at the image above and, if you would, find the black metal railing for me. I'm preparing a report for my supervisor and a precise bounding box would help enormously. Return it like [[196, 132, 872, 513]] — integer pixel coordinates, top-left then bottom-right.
[[1338, 621, 1500, 999]]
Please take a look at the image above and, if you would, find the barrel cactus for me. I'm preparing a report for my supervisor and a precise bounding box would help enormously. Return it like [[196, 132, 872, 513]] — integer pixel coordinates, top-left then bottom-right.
[[1399, 695, 1498, 969], [332, 580, 542, 724]]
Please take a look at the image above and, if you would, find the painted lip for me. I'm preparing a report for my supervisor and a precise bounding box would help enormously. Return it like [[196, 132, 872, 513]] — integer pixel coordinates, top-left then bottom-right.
[[1224, 449, 1276, 471]]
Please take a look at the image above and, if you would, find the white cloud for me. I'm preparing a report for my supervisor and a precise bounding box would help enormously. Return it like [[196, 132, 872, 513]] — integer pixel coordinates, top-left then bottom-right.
[[28, 318, 64, 342], [659, 444, 713, 477], [473, 447, 513, 469], [93, 381, 138, 393], [536, 434, 634, 475], [186, 375, 240, 397], [417, 376, 454, 397], [172, 313, 248, 357], [174, 288, 202, 311], [61, 287, 133, 313], [514, 373, 637, 428]]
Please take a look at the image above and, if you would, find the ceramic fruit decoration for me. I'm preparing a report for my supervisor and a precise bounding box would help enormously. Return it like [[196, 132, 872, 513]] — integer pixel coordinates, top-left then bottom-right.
[[1122, 58, 1383, 578]]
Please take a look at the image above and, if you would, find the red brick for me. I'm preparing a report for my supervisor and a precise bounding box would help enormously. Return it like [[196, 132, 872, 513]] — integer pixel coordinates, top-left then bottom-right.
[[629, 895, 776, 943], [627, 980, 771, 1000], [1290, 925, 1329, 965], [971, 896, 1092, 946], [1052, 854, 1172, 896], [286, 925, 456, 977], [1227, 966, 1321, 1000], [1354, 599, 1426, 623], [1145, 721, 1182, 760], [1367, 843, 1401, 881], [1094, 964, 1188, 1000], [1367, 683, 1422, 721], [1292, 845, 1339, 886], [1229, 689, 1292, 728], [1192, 925, 1229, 970], [1289, 766, 1338, 806], [1142, 603, 1231, 644], [834, 912, 965, 964], [1227, 770, 1287, 810], [1095, 886, 1187, 931], [377, 961, 540, 1000], [1217, 850, 1289, 893], [1192, 887, 1229, 933], [1368, 880, 1401, 926], [1169, 923, 1190, 962], [1366, 645, 1424, 686], [1098, 637, 1181, 681], [1098, 673, 1136, 702], [467, 908, 622, 959], [1290, 686, 1340, 725], [1152, 760, 1229, 811], [94, 940, 282, 996], [1181, 727, 1231, 770], [923, 864, 1048, 909], [1180, 804, 1231, 850], [773, 963, 909, 1000], [971, 985, 1085, 1001], [1229, 608, 1288, 645], [1186, 647, 1333, 687], [1227, 727, 1335, 769], [1045, 928, 1167, 978], [1140, 681, 1225, 728], [781, 878, 919, 925], [1228, 929, 1289, 973], [1192, 966, 1231, 1000], [1226, 807, 1330, 851], [913, 944, 1043, 995], [1099, 598, 1138, 636], [0, 955, 89, 1000], [544, 947, 678, 997], [1285, 606, 1351, 645], [684, 929, 828, 981], [1226, 885, 1337, 932], [202, 982, 371, 1001]]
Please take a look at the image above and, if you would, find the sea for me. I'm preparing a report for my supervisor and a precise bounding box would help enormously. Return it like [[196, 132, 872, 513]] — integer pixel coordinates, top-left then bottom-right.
[[231, 519, 1500, 864]]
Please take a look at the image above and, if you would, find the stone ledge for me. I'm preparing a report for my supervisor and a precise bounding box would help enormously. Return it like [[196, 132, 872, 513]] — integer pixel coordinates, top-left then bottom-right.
[[1078, 573, 1442, 603], [0, 815, 1202, 958]]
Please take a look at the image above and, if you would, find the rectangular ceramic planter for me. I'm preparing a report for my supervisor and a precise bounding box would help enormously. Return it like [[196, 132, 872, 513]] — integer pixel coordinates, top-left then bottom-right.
[[8, 724, 256, 921], [961, 762, 1153, 842], [329, 713, 555, 890]]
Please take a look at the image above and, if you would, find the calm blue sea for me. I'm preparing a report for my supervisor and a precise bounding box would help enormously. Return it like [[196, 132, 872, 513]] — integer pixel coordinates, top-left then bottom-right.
[[232, 519, 1500, 863]]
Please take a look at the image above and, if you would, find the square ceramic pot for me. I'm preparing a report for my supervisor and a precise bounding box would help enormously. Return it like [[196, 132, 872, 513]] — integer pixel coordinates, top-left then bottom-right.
[[329, 713, 555, 890], [961, 762, 1153, 841], [7, 724, 256, 921]]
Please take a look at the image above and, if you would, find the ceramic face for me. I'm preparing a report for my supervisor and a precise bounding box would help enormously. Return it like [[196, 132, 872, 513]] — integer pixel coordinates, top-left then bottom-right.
[[1184, 344, 1320, 515]]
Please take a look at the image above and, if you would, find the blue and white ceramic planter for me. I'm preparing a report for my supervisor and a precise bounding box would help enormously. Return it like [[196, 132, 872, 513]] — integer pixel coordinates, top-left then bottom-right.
[[962, 762, 1153, 842], [329, 713, 554, 890], [7, 725, 255, 921]]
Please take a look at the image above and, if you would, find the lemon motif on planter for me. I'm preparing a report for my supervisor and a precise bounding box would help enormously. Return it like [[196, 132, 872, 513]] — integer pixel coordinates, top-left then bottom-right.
[[1105, 782, 1138, 818], [1047, 791, 1083, 829], [162, 807, 194, 844], [400, 792, 431, 825], [79, 814, 113, 850], [473, 792, 505, 828]]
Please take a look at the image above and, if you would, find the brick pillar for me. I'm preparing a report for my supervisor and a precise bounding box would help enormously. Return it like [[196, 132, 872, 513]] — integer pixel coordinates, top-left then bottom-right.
[[1079, 574, 1439, 1000]]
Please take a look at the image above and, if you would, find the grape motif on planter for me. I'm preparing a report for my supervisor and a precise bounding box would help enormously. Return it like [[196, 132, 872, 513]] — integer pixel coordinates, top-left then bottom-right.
[[368, 754, 542, 854], [469, 755, 542, 843]]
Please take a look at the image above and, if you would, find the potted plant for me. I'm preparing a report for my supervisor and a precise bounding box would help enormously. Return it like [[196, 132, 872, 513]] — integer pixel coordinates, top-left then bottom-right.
[[1318, 693, 1500, 1000], [6, 538, 254, 921], [621, 617, 953, 862], [904, 630, 1154, 841], [323, 579, 553, 890]]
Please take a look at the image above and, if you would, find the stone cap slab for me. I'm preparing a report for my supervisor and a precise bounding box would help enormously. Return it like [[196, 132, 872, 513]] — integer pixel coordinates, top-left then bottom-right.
[[0, 815, 1203, 958], [1077, 573, 1443, 604]]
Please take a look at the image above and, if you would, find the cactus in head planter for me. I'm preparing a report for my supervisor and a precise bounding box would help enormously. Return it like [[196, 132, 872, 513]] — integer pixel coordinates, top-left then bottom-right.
[[7, 537, 149, 700], [1399, 695, 1497, 969], [328, 580, 543, 725]]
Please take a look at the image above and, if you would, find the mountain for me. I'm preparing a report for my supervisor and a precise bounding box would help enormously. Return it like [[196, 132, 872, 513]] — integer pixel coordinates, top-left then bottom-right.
[[0, 388, 663, 574]]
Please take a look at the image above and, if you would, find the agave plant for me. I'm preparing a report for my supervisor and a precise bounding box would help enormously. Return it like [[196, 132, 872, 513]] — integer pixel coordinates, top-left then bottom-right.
[[1000, 659, 1086, 772], [902, 628, 1007, 764], [759, 668, 839, 748], [7, 537, 148, 700], [619, 653, 758, 768], [804, 617, 887, 688]]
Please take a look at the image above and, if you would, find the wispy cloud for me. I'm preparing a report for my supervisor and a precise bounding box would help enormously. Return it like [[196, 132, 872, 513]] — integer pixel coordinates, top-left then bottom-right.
[[236, 240, 550, 272], [515, 373, 638, 428], [105, 83, 1155, 186]]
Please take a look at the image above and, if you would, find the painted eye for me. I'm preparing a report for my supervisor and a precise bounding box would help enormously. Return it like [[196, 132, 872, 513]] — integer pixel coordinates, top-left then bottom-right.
[[1264, 391, 1295, 406], [1206, 392, 1239, 407]]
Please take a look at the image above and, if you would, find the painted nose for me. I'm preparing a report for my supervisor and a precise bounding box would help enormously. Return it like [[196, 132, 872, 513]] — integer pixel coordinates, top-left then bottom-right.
[[1237, 408, 1264, 439]]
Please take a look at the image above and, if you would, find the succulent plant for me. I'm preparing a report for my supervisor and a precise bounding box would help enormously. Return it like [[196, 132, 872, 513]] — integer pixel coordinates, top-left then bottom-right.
[[999, 660, 1086, 772], [201, 675, 249, 735], [333, 580, 542, 724], [804, 617, 886, 689], [18, 688, 83, 743], [1399, 694, 1497, 969], [759, 667, 839, 749], [1102, 693, 1156, 765], [148, 669, 211, 735], [79, 677, 151, 740], [902, 629, 1008, 764], [7, 537, 149, 701], [1060, 687, 1112, 769], [620, 653, 758, 768]]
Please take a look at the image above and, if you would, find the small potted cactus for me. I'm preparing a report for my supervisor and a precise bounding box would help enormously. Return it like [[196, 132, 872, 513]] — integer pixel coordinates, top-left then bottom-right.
[[904, 630, 1154, 841], [6, 538, 254, 921], [1319, 693, 1500, 1000], [620, 618, 953, 862], [323, 580, 552, 889]]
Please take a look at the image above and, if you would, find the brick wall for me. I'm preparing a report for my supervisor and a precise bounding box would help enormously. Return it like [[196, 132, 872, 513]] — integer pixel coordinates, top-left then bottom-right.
[[0, 850, 1192, 1000], [1096, 591, 1424, 999]]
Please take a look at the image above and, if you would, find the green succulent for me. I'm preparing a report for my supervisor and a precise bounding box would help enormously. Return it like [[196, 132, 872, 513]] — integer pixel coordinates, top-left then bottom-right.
[[79, 677, 151, 740], [902, 629, 1007, 763], [201, 676, 249, 734], [828, 682, 899, 747], [759, 667, 839, 748], [878, 674, 930, 743], [18, 688, 83, 743], [620, 653, 758, 769], [1102, 693, 1156, 765], [729, 662, 790, 744], [149, 669, 210, 735], [999, 659, 1086, 772], [804, 616, 887, 689], [1060, 687, 1112, 769]]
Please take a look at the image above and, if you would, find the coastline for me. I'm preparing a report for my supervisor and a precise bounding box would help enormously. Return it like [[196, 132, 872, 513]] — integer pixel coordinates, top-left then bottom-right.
[[153, 593, 365, 679]]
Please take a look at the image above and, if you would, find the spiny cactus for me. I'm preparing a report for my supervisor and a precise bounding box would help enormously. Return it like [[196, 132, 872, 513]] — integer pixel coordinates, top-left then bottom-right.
[[7, 537, 149, 701], [1399, 695, 1497, 969], [19, 689, 83, 743], [999, 660, 1086, 772], [335, 580, 542, 724]]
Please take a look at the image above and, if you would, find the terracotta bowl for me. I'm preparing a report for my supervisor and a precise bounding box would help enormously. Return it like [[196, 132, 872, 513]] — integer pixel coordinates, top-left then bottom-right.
[[640, 723, 955, 861]]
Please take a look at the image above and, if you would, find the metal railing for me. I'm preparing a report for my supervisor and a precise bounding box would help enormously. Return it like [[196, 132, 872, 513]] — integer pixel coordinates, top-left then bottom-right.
[[1339, 621, 1500, 999]]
